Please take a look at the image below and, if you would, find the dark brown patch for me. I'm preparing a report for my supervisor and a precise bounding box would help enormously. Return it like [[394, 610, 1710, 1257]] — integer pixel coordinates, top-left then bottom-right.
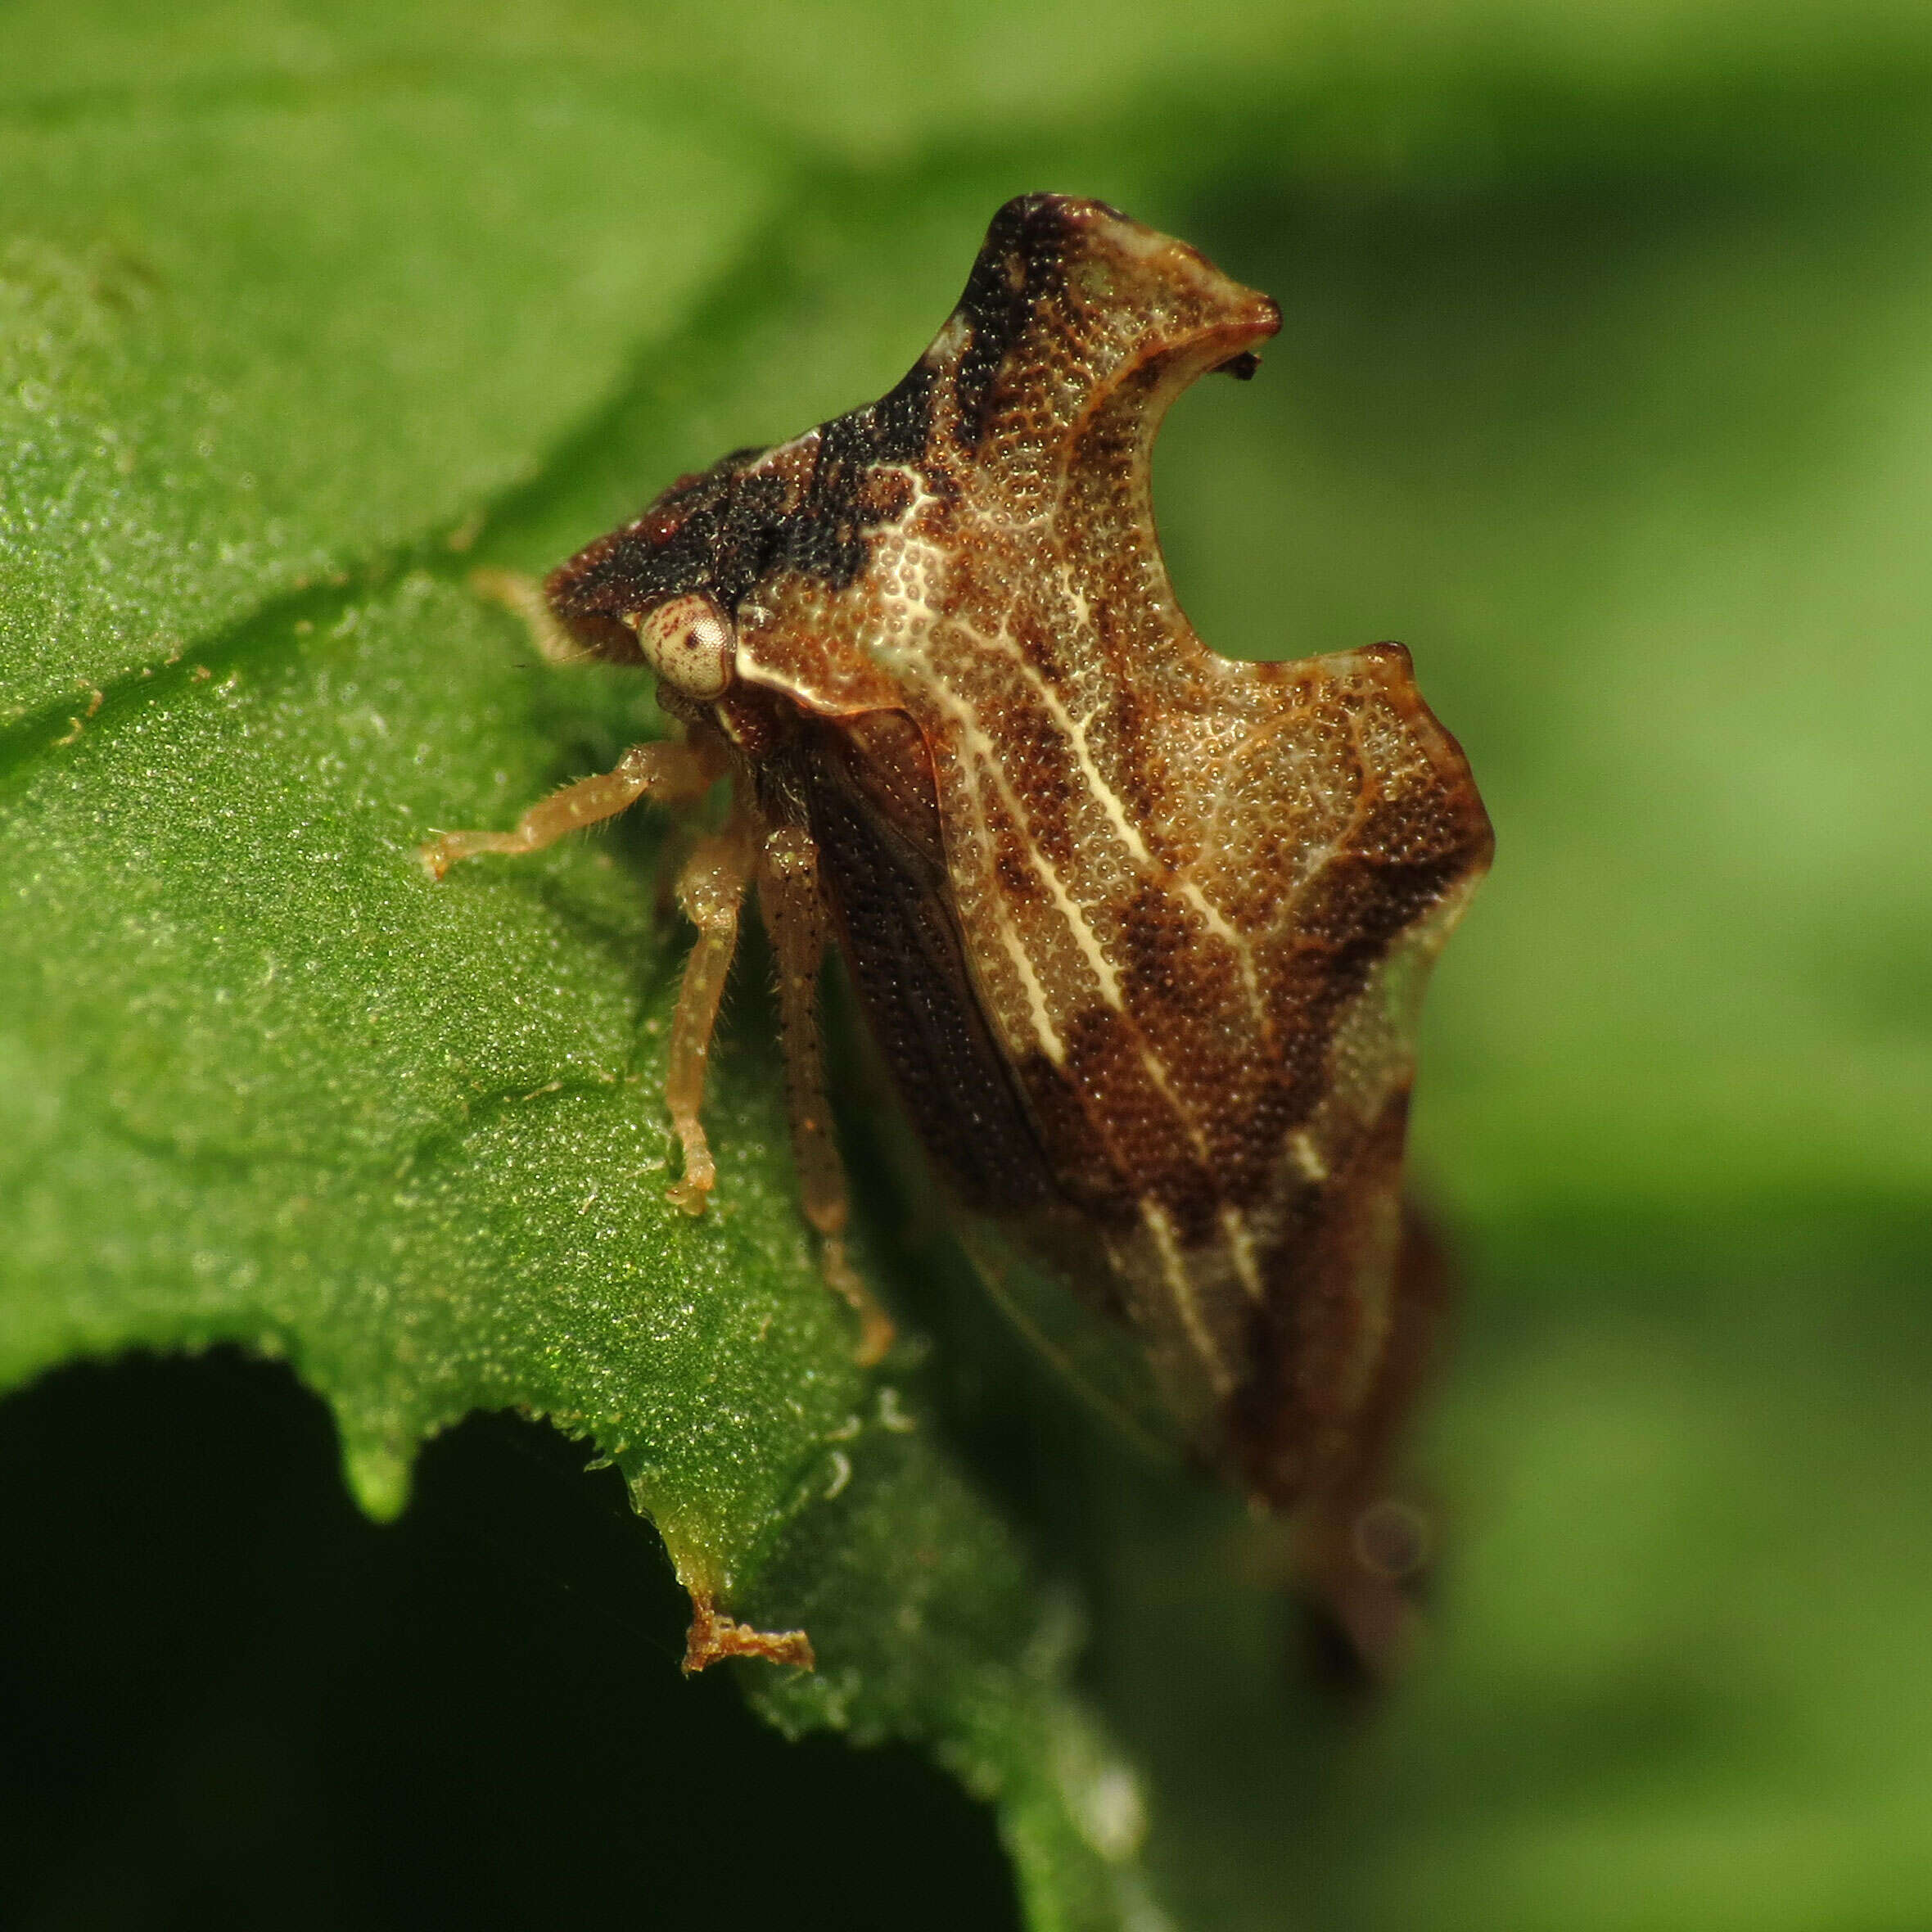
[[796, 735, 1056, 1218]]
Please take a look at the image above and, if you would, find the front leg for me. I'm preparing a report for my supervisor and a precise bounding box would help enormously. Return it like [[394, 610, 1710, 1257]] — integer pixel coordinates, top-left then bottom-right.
[[419, 737, 726, 880], [469, 567, 589, 666], [421, 730, 743, 1213]]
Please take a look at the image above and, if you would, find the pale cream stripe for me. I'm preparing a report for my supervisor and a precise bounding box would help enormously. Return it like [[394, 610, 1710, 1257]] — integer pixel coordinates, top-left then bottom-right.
[[995, 905, 1065, 1065], [1288, 1129, 1329, 1184], [1141, 1199, 1235, 1397], [910, 669, 1128, 1015], [992, 631, 1153, 869], [1220, 1203, 1266, 1306], [1178, 879, 1265, 1024]]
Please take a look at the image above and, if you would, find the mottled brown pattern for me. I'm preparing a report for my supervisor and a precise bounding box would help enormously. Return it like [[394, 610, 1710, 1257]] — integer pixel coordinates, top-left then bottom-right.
[[537, 194, 1492, 1512]]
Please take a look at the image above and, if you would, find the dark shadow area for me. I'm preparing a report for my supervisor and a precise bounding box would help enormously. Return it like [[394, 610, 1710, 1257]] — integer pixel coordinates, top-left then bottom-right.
[[0, 1349, 1021, 1932]]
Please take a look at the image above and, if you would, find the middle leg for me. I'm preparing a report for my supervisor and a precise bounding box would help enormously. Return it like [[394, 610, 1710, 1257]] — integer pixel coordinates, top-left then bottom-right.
[[661, 812, 757, 1216]]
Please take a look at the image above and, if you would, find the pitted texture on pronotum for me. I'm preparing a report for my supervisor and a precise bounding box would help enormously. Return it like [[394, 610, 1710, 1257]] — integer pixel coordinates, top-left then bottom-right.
[[543, 193, 1492, 1510]]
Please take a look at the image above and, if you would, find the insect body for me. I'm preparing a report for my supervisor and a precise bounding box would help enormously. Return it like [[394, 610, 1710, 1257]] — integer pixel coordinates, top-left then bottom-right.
[[425, 195, 1492, 1520]]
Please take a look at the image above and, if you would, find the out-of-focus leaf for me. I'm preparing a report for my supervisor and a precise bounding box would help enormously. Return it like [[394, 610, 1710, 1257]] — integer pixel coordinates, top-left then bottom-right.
[[1157, 166, 1932, 1235]]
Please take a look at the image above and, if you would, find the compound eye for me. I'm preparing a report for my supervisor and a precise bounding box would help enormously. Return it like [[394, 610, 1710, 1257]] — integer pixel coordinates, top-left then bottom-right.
[[629, 592, 736, 699]]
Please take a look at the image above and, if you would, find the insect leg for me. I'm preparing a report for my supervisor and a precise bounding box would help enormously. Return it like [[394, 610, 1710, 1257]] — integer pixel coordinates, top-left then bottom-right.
[[469, 566, 589, 666], [661, 814, 757, 1216], [759, 823, 896, 1366], [419, 738, 725, 879]]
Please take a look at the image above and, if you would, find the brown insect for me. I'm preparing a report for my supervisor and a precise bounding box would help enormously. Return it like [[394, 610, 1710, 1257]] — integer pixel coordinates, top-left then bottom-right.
[[425, 196, 1492, 1569]]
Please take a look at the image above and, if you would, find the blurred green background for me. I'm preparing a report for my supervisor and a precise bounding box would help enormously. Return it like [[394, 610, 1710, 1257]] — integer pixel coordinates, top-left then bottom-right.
[[2, 3, 1929, 1928]]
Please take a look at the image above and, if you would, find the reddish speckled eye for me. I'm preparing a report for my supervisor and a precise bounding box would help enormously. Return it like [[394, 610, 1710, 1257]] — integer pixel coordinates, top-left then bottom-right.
[[629, 592, 735, 699]]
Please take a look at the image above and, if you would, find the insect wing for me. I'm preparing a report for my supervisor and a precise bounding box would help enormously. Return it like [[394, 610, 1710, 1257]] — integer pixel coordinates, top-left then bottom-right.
[[949, 1210, 1187, 1462], [795, 715, 1061, 1221], [795, 711, 1193, 1462]]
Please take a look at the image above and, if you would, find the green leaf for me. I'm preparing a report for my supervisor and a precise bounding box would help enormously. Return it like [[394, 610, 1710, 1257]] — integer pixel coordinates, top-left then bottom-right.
[[0, 76, 783, 728]]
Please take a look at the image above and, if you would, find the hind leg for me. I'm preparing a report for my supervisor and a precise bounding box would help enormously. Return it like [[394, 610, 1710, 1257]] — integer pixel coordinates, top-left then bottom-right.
[[759, 823, 895, 1365]]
